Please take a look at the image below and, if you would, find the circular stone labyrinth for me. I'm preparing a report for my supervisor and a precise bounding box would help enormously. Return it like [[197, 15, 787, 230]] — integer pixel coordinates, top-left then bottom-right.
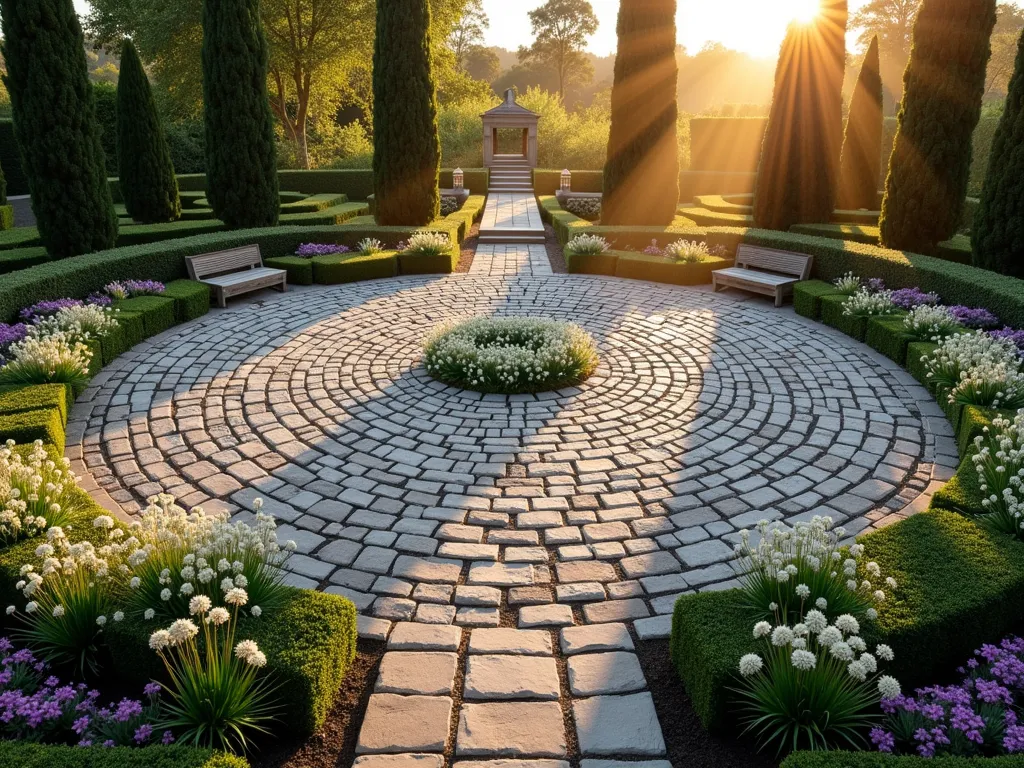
[[72, 274, 953, 634]]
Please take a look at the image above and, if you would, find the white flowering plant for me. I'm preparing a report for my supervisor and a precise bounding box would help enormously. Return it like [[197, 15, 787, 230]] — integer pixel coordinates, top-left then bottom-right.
[[735, 517, 894, 625], [663, 239, 711, 264], [423, 317, 599, 395], [27, 304, 120, 344], [733, 602, 901, 753], [843, 288, 899, 317], [0, 440, 80, 545], [7, 519, 128, 676], [903, 305, 961, 342], [150, 590, 277, 751], [403, 231, 451, 257], [356, 238, 384, 255], [0, 332, 92, 390], [833, 272, 863, 295], [925, 332, 1024, 410], [121, 494, 294, 623], [971, 411, 1024, 539], [564, 234, 610, 257]]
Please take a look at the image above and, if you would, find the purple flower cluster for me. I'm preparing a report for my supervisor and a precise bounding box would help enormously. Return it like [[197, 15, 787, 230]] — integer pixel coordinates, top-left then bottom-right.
[[18, 298, 83, 322], [990, 327, 1024, 356], [865, 277, 887, 293], [642, 240, 664, 256], [0, 323, 27, 361], [0, 637, 172, 748], [873, 635, 1024, 758], [295, 243, 351, 258], [948, 305, 1000, 330], [104, 280, 165, 300], [891, 287, 940, 310]]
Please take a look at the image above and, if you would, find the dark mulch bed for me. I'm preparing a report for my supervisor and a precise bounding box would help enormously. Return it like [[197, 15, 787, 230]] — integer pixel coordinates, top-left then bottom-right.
[[636, 638, 779, 768], [544, 224, 567, 273], [455, 223, 480, 273], [250, 639, 385, 768]]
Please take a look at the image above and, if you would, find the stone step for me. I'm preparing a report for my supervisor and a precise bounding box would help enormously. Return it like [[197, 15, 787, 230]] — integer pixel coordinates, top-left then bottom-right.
[[478, 234, 546, 244]]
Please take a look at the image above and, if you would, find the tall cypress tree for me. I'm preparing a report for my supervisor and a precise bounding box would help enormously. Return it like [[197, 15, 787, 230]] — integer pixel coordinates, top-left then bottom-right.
[[973, 29, 1024, 276], [373, 0, 441, 226], [879, 0, 996, 253], [0, 0, 117, 257], [753, 5, 847, 231], [601, 0, 679, 226], [202, 0, 279, 229], [838, 36, 883, 210], [0, 159, 6, 206], [117, 40, 181, 224]]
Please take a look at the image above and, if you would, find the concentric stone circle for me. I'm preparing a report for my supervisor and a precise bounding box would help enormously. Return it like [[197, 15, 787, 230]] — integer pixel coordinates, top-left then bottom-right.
[[71, 273, 951, 633]]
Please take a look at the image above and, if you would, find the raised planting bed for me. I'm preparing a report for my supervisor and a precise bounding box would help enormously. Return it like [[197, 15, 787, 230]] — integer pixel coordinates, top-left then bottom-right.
[[613, 251, 733, 286], [311, 251, 399, 285]]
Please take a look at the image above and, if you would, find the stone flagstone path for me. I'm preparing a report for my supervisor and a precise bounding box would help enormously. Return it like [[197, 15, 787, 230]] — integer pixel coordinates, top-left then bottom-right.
[[65, 239, 958, 765]]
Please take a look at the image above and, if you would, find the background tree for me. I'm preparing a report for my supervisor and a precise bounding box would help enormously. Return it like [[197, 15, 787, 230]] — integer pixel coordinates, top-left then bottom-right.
[[986, 4, 1024, 100], [849, 0, 918, 108], [465, 47, 501, 83], [879, 0, 996, 253], [202, 0, 280, 228], [449, 0, 488, 69], [753, 5, 848, 231], [117, 39, 181, 223], [602, 0, 678, 226], [838, 36, 883, 210], [973, 29, 1024, 276], [0, 0, 117, 256], [518, 0, 599, 102], [373, 0, 441, 225]]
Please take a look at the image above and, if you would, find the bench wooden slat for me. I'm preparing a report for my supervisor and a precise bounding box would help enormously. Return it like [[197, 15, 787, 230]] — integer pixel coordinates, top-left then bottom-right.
[[711, 245, 813, 307], [186, 244, 287, 308]]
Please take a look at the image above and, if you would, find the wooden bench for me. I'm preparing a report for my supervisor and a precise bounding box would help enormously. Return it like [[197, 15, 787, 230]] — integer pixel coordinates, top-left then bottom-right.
[[186, 245, 287, 308], [712, 245, 813, 307]]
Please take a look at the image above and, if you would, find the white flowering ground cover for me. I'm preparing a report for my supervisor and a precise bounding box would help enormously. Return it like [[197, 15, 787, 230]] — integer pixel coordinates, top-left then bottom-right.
[[423, 316, 600, 394]]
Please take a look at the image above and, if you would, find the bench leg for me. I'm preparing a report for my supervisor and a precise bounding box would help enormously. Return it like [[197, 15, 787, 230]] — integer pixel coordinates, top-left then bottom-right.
[[775, 287, 783, 308], [277, 279, 288, 293], [217, 288, 227, 308]]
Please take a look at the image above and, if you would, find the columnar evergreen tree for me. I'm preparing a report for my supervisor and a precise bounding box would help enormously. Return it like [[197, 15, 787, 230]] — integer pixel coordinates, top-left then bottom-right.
[[753, 4, 848, 231], [838, 36, 884, 210], [202, 0, 280, 229], [0, 0, 118, 256], [601, 0, 679, 226], [0, 160, 6, 206], [373, 0, 441, 226], [879, 0, 996, 253], [117, 40, 181, 224], [973, 29, 1024, 276]]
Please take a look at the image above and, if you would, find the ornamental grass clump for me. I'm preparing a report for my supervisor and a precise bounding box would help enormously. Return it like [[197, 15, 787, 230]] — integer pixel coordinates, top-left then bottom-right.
[[734, 603, 901, 754], [663, 239, 711, 264], [564, 234, 610, 257], [735, 516, 895, 625], [843, 288, 899, 317], [149, 589, 277, 752], [8, 518, 129, 676], [925, 333, 1024, 410], [404, 231, 451, 257], [423, 317, 599, 395], [904, 305, 962, 342], [873, 635, 1024, 757], [0, 440, 79, 545], [356, 237, 385, 255], [971, 411, 1024, 538], [833, 272, 864, 294], [122, 495, 294, 623], [0, 333, 92, 390]]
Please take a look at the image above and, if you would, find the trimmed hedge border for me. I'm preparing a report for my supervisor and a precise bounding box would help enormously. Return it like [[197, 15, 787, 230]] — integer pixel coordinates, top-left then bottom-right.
[[613, 252, 732, 286], [0, 743, 249, 768]]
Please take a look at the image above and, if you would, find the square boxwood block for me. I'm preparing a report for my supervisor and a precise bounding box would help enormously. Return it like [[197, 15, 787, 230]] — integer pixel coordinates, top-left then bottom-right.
[[0, 204, 13, 231], [793, 280, 842, 319], [866, 314, 913, 365], [86, 337, 104, 377], [116, 296, 177, 338], [0, 743, 249, 768], [782, 751, 1024, 767], [161, 279, 211, 321], [100, 322, 128, 365], [671, 511, 1024, 732], [566, 252, 618, 276], [114, 311, 147, 350], [820, 294, 870, 340], [906, 341, 939, 388], [265, 256, 314, 286], [614, 252, 731, 286], [312, 251, 398, 285], [0, 383, 72, 423], [0, 407, 65, 453], [399, 249, 458, 275], [930, 453, 985, 517]]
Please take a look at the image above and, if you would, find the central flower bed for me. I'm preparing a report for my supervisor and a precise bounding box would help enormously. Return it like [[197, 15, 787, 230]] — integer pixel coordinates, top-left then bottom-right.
[[423, 317, 599, 394]]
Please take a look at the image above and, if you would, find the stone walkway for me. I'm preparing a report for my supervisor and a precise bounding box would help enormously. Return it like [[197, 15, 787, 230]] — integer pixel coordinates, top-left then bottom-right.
[[478, 193, 545, 244], [65, 240, 958, 765]]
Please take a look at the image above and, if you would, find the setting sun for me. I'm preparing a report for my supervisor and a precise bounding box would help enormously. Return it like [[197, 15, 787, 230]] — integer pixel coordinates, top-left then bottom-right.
[[787, 0, 823, 23]]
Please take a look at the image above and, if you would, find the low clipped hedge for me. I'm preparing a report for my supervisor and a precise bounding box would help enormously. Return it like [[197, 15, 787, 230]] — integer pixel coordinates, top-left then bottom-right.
[[0, 383, 73, 423], [789, 223, 973, 265], [794, 280, 844, 319], [678, 206, 753, 227], [161, 280, 212, 323], [399, 247, 459, 275], [265, 256, 314, 286], [865, 314, 915, 365], [906, 341, 938, 388], [0, 408, 66, 452], [678, 170, 757, 202], [0, 246, 49, 275], [115, 296, 177, 338], [312, 250, 398, 284], [614, 252, 732, 286], [534, 169, 604, 196], [0, 743, 249, 768], [566, 251, 619, 276], [820, 294, 870, 341], [671, 510, 1024, 732], [103, 587, 357, 738], [0, 204, 13, 231], [782, 752, 1024, 767]]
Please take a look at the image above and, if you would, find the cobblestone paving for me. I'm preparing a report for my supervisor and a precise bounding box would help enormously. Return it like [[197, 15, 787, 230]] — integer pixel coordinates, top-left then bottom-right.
[[66, 264, 958, 765]]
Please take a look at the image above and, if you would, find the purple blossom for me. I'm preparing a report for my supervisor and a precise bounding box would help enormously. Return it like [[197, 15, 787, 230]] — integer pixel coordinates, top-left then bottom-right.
[[642, 240, 663, 256], [134, 723, 153, 743], [295, 242, 351, 257], [162, 729, 175, 744], [871, 728, 896, 753], [122, 279, 165, 296], [866, 277, 887, 292], [948, 305, 1000, 329], [990, 327, 1024, 356], [19, 298, 82, 322], [113, 698, 143, 722], [891, 287, 940, 310], [0, 323, 27, 350], [143, 683, 161, 697], [86, 293, 113, 307]]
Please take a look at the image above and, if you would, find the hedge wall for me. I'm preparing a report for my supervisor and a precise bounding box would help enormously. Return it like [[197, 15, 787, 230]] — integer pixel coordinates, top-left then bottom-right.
[[688, 117, 768, 173], [0, 743, 248, 768]]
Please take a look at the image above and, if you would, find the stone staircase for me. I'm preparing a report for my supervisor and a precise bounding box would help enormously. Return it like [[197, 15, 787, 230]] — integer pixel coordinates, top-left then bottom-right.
[[487, 156, 534, 193]]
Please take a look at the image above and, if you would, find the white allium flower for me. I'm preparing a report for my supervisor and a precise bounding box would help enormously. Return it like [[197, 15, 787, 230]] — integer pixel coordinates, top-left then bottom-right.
[[234, 639, 261, 663], [160, 588, 172, 601], [771, 626, 795, 647], [876, 644, 895, 661], [52, 604, 65, 617], [835, 615, 860, 635], [791, 637, 807, 649], [859, 653, 878, 673], [878, 675, 901, 700], [847, 660, 868, 682], [220, 577, 235, 593], [129, 576, 141, 589], [189, 595, 212, 615], [815, 597, 828, 610], [848, 636, 867, 652], [866, 608, 878, 620], [250, 605, 262, 618], [739, 654, 763, 677], [885, 577, 898, 589], [234, 574, 248, 588], [24, 601, 37, 614], [5, 605, 14, 615], [795, 584, 811, 599], [167, 619, 199, 645], [96, 615, 107, 626], [144, 608, 155, 620], [93, 515, 114, 530], [207, 607, 230, 626], [768, 602, 778, 612], [791, 649, 817, 671], [178, 581, 194, 596], [113, 611, 124, 622], [873, 590, 886, 602], [804, 610, 828, 634], [793, 623, 808, 637], [225, 587, 249, 606], [830, 641, 855, 661], [753, 621, 772, 639], [149, 629, 171, 650], [818, 626, 843, 647]]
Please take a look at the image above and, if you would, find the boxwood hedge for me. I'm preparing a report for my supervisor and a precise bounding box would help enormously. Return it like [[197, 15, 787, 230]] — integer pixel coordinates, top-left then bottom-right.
[[0, 743, 249, 768]]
